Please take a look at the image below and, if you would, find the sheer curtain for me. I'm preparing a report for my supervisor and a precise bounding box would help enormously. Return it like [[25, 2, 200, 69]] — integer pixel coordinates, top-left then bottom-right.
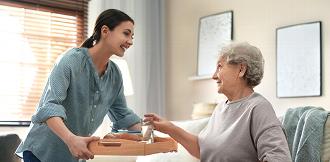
[[89, 0, 165, 134]]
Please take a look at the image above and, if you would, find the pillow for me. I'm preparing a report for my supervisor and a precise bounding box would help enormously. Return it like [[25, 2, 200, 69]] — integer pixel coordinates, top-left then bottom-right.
[[172, 117, 210, 135], [136, 118, 209, 162]]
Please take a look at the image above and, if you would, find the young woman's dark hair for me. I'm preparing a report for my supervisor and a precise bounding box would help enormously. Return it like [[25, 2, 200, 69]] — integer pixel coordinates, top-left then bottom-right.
[[80, 9, 134, 48]]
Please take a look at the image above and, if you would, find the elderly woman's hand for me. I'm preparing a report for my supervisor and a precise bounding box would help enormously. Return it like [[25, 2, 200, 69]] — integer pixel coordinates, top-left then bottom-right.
[[144, 113, 175, 135]]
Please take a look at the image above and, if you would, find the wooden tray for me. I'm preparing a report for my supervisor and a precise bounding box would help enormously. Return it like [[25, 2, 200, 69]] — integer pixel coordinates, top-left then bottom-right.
[[88, 137, 178, 156]]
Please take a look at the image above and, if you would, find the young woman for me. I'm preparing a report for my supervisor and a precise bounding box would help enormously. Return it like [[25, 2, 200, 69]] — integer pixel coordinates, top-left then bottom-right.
[[16, 9, 141, 162]]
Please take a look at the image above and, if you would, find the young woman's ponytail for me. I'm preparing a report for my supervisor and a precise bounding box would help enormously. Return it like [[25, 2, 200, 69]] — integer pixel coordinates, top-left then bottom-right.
[[80, 35, 95, 48]]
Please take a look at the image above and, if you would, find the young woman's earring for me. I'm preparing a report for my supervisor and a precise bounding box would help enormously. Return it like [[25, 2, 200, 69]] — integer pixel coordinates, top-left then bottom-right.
[[92, 35, 96, 46]]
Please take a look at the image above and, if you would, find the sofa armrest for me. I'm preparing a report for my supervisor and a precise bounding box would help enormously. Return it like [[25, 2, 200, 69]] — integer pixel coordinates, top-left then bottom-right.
[[0, 133, 21, 162]]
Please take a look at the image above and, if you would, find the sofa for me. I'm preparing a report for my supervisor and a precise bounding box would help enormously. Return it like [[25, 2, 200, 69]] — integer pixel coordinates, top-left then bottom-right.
[[89, 112, 330, 162], [322, 116, 330, 162], [1, 108, 327, 162]]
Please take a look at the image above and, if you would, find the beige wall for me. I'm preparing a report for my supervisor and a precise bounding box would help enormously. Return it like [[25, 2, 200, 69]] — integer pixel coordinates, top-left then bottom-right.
[[165, 0, 330, 120], [2, 0, 329, 135]]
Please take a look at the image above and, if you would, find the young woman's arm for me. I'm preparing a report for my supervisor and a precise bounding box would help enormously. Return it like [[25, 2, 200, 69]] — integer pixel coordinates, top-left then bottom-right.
[[144, 113, 200, 159], [128, 122, 142, 131], [46, 117, 99, 160]]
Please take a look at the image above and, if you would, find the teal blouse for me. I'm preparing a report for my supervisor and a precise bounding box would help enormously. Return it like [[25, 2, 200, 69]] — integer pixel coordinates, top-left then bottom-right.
[[16, 47, 141, 162]]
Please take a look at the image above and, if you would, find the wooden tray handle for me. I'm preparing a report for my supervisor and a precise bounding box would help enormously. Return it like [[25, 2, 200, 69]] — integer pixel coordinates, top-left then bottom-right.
[[99, 141, 122, 147]]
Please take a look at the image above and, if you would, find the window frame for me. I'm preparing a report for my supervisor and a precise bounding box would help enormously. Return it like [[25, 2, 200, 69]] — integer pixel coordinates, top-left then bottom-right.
[[0, 0, 88, 126]]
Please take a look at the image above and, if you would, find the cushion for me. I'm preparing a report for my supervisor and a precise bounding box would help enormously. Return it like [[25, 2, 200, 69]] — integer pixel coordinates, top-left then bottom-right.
[[0, 133, 21, 162], [136, 117, 209, 162]]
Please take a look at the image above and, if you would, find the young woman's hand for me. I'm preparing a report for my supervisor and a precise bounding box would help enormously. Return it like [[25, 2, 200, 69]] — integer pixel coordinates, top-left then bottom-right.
[[144, 113, 175, 135], [65, 135, 99, 160], [46, 117, 100, 160]]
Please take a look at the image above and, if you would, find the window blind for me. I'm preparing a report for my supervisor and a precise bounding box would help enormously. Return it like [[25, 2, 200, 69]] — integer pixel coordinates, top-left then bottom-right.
[[0, 0, 88, 125]]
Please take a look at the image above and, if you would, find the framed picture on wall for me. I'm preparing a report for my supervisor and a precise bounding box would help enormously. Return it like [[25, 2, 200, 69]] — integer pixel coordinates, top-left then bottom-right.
[[276, 21, 322, 97], [197, 11, 233, 76]]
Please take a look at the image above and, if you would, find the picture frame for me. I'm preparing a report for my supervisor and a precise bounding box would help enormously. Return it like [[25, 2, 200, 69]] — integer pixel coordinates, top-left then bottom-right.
[[197, 11, 233, 76], [276, 21, 322, 98]]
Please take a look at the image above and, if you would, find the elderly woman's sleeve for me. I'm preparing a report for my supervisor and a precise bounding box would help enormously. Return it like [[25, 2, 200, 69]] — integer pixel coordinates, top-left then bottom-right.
[[31, 55, 71, 123], [107, 83, 140, 130], [251, 103, 292, 162]]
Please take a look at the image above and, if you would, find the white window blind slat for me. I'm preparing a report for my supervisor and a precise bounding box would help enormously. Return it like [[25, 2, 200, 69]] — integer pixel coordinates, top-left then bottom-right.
[[0, 1, 86, 124]]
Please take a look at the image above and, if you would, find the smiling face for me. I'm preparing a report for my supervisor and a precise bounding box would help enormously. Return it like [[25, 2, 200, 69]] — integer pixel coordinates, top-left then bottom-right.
[[212, 56, 242, 94], [102, 21, 134, 57]]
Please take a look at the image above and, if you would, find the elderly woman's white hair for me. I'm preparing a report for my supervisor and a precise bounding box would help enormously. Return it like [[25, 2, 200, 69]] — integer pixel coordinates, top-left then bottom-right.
[[219, 42, 265, 87]]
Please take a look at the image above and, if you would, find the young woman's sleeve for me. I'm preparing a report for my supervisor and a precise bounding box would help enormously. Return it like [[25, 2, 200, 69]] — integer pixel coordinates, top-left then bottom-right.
[[31, 53, 72, 123], [107, 62, 140, 130], [107, 86, 140, 130]]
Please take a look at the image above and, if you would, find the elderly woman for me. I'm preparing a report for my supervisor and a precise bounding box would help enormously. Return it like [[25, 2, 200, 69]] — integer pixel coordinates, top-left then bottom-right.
[[144, 42, 292, 162]]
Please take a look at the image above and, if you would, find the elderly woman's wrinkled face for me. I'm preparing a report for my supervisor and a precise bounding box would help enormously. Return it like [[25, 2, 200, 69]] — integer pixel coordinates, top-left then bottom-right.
[[212, 57, 242, 94]]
